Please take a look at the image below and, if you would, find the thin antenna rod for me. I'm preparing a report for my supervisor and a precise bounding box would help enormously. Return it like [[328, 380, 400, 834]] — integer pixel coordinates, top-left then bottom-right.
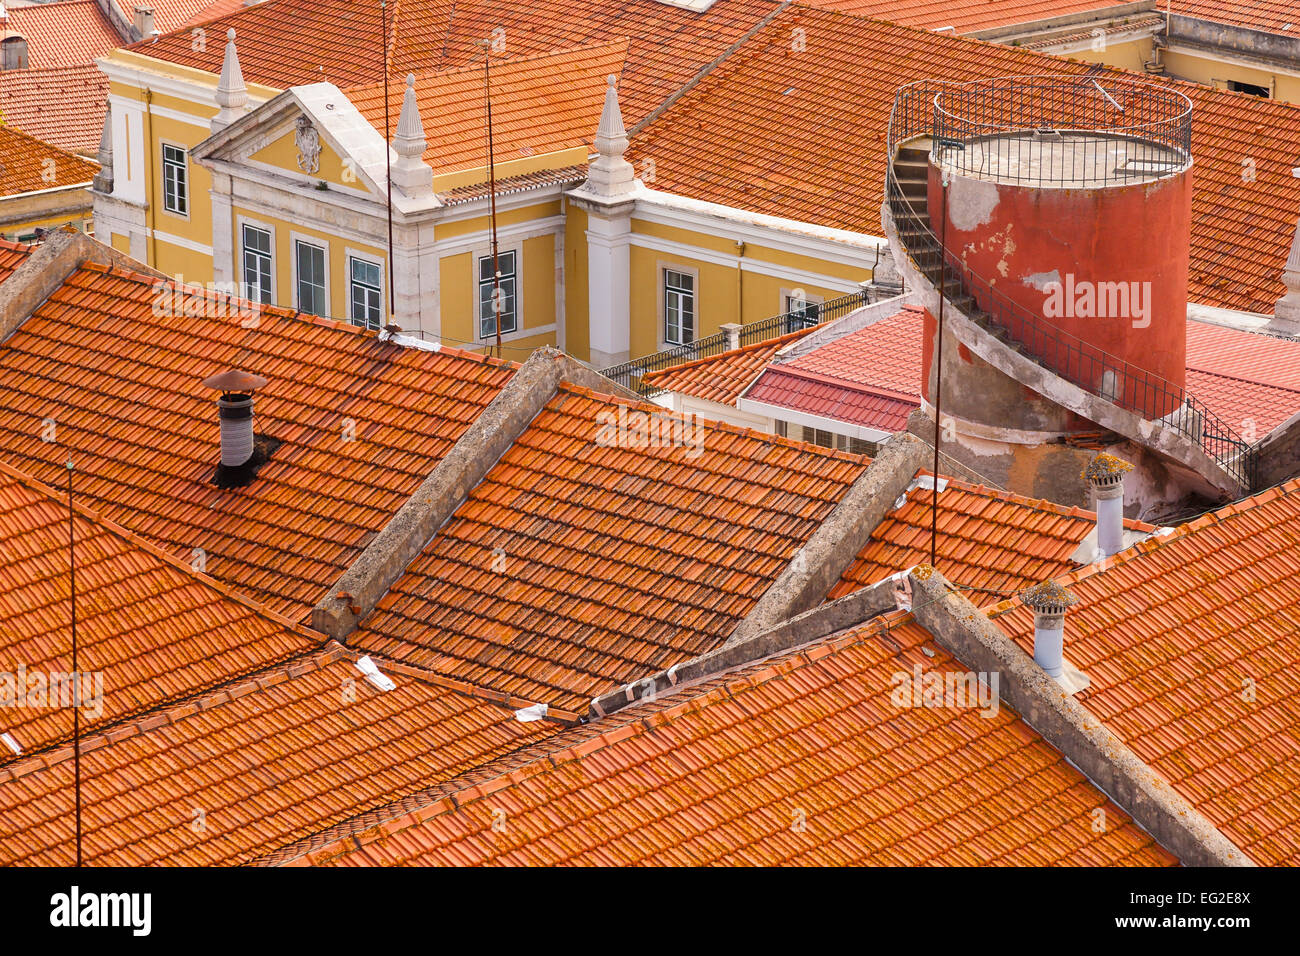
[[931, 171, 949, 569], [482, 42, 502, 359], [66, 459, 81, 868], [382, 0, 395, 322]]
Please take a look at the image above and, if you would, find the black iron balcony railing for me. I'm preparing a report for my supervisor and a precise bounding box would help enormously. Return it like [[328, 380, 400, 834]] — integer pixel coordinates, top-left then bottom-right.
[[932, 75, 1192, 188], [599, 288, 873, 398], [885, 76, 1256, 490]]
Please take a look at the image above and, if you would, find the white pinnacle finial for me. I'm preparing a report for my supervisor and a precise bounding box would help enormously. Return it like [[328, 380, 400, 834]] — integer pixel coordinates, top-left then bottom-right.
[[389, 71, 434, 198], [211, 28, 249, 133], [595, 74, 627, 155], [1273, 216, 1300, 334], [393, 72, 425, 160], [582, 73, 635, 201]]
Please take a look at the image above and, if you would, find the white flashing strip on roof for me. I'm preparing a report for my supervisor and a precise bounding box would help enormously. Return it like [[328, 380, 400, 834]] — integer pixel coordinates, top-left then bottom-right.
[[1187, 302, 1288, 337], [1, 732, 20, 755], [652, 0, 719, 10], [389, 332, 443, 352], [1156, 526, 1177, 536], [355, 655, 396, 692], [894, 474, 948, 509], [514, 702, 549, 722]]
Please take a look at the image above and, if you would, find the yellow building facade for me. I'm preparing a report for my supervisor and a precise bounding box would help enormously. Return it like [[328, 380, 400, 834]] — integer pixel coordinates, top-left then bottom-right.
[[90, 33, 884, 368]]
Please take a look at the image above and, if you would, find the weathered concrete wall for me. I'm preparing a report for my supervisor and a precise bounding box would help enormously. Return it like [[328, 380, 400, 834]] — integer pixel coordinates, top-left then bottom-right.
[[1168, 15, 1300, 70], [908, 566, 1253, 866], [1253, 408, 1300, 489], [313, 347, 612, 639], [724, 432, 928, 646], [0, 228, 162, 342], [590, 575, 903, 718]]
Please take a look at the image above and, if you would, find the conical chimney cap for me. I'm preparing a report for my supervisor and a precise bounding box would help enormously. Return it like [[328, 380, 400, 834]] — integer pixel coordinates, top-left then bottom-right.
[[202, 369, 268, 393]]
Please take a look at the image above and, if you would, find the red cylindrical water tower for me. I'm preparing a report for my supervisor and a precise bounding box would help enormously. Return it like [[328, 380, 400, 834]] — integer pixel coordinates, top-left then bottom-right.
[[920, 75, 1193, 428]]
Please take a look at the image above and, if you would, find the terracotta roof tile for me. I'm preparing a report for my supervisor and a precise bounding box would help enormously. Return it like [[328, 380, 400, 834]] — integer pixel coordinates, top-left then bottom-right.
[[986, 479, 1300, 865], [131, 0, 785, 127], [2, 0, 121, 68], [0, 237, 31, 282], [284, 614, 1176, 866], [0, 263, 515, 619], [802, 0, 1124, 33], [629, 6, 1300, 313], [746, 366, 918, 431], [348, 42, 625, 172], [353, 382, 869, 708], [0, 64, 107, 156], [1185, 322, 1300, 436], [0, 459, 322, 764], [641, 324, 817, 404], [0, 648, 558, 865], [0, 125, 98, 196], [830, 478, 1155, 601]]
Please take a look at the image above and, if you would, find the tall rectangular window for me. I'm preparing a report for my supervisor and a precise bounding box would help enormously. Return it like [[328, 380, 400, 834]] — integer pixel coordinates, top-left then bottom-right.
[[664, 269, 695, 346], [242, 225, 272, 304], [295, 239, 327, 316], [350, 257, 383, 330], [161, 144, 188, 215], [478, 250, 517, 339]]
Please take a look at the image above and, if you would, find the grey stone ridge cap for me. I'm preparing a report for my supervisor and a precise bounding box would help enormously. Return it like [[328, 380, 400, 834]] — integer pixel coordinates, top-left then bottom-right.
[[311, 347, 643, 639], [0, 230, 165, 344], [723, 431, 929, 647], [906, 566, 1254, 867], [589, 572, 904, 720]]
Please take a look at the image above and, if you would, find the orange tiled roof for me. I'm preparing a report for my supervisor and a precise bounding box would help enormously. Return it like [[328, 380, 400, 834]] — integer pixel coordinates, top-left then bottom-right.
[[0, 647, 558, 865], [0, 64, 108, 156], [802, 0, 1124, 34], [115, 0, 248, 32], [641, 324, 818, 404], [130, 0, 785, 127], [987, 480, 1300, 866], [347, 42, 626, 173], [283, 613, 1177, 866], [2, 0, 122, 68], [1186, 322, 1300, 436], [0, 237, 30, 282], [1168, 1, 1300, 38], [352, 382, 870, 709], [0, 459, 321, 763], [0, 262, 516, 620], [829, 478, 1156, 602], [0, 124, 98, 196], [629, 6, 1300, 313]]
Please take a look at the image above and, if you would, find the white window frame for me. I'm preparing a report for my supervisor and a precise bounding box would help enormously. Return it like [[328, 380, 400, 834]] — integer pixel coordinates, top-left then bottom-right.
[[291, 233, 329, 317], [347, 250, 385, 331], [239, 218, 275, 306], [160, 141, 189, 217], [477, 248, 520, 340], [661, 264, 697, 348]]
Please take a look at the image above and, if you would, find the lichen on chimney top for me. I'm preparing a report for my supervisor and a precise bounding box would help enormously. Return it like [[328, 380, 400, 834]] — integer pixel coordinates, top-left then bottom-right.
[[1083, 452, 1134, 482], [1020, 579, 1079, 611]]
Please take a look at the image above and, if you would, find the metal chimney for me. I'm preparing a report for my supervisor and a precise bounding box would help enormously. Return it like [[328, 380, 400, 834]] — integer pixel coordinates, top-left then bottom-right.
[[1020, 580, 1079, 679], [201, 369, 268, 467], [1084, 453, 1134, 559]]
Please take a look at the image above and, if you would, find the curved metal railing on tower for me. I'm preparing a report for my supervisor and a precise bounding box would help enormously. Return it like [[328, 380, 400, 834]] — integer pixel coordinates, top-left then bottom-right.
[[884, 76, 1256, 491]]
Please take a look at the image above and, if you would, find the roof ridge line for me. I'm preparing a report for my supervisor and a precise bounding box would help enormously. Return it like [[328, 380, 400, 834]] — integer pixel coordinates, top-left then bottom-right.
[[259, 604, 915, 867], [0, 457, 329, 642], [338, 649, 584, 724], [628, 0, 796, 137], [0, 644, 348, 783]]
